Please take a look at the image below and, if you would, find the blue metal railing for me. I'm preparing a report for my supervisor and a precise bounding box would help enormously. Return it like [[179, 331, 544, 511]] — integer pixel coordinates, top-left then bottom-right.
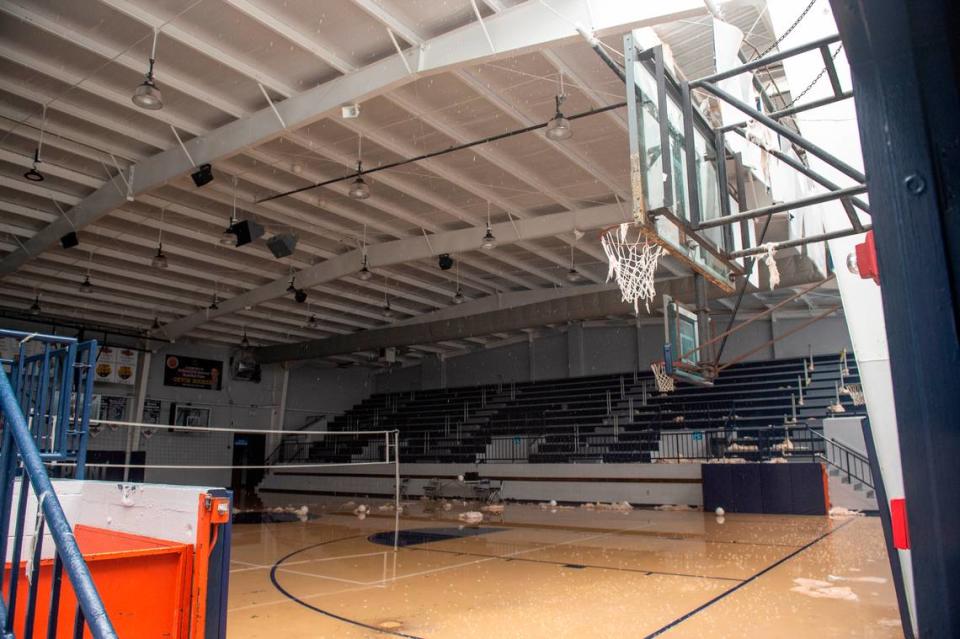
[[0, 331, 116, 638]]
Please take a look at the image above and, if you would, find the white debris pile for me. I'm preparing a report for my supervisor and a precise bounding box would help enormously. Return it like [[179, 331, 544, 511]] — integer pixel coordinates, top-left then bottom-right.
[[790, 578, 858, 601], [580, 501, 634, 512], [653, 504, 698, 512], [829, 506, 865, 519], [480, 504, 505, 514], [458, 511, 484, 524], [353, 504, 369, 519], [772, 438, 795, 452]]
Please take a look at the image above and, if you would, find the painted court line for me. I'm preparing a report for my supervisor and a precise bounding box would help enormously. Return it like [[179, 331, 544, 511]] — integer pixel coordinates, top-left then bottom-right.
[[643, 518, 856, 638]]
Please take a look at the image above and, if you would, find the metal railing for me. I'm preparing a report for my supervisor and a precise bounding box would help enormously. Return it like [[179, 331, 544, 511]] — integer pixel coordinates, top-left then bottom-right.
[[267, 423, 844, 466], [807, 429, 873, 489], [0, 331, 115, 638]]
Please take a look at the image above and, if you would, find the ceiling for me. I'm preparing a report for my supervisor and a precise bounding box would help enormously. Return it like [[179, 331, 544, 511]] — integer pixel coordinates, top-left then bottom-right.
[[0, 0, 802, 365]]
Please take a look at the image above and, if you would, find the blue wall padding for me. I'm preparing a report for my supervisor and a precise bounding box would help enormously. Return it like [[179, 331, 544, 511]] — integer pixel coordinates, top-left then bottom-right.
[[702, 463, 827, 515]]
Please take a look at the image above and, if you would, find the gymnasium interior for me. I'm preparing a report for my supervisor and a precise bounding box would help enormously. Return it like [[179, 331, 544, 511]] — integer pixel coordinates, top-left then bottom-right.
[[1, 0, 957, 637]]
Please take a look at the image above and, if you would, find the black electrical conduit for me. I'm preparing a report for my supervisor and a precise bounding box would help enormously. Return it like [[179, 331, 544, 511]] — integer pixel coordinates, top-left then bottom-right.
[[257, 101, 627, 204]]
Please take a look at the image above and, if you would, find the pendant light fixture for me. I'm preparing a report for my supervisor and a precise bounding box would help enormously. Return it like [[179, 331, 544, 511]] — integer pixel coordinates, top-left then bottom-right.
[[240, 328, 250, 350], [29, 294, 41, 316], [132, 28, 163, 110], [545, 73, 572, 141], [349, 135, 370, 200], [24, 106, 46, 182], [152, 206, 168, 268], [481, 201, 496, 250], [151, 316, 161, 331], [452, 260, 465, 304], [566, 244, 583, 283], [382, 277, 395, 319], [220, 177, 239, 245], [79, 249, 94, 293], [358, 225, 373, 280]]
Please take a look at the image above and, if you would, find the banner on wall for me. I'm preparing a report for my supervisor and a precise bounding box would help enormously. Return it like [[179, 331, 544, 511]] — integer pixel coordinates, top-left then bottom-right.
[[94, 346, 138, 386], [163, 355, 223, 391]]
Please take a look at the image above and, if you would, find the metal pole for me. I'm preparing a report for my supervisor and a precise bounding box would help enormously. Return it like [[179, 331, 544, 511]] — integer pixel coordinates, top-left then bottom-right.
[[697, 185, 868, 230], [693, 34, 842, 85], [769, 148, 869, 227], [718, 305, 842, 372], [728, 225, 872, 258], [684, 275, 836, 363], [697, 81, 866, 183], [393, 430, 400, 552], [0, 369, 117, 639], [720, 91, 854, 132]]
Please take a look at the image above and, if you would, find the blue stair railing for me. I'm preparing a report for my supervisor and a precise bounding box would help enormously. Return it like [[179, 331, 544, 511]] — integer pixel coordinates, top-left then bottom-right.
[[0, 331, 116, 638]]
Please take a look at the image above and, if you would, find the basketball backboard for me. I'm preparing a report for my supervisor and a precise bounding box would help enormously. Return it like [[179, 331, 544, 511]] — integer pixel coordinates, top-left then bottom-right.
[[624, 31, 741, 294], [662, 295, 714, 386]]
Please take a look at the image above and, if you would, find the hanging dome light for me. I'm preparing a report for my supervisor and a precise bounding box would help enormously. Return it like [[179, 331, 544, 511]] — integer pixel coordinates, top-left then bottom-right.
[[240, 330, 250, 350], [29, 295, 41, 316], [358, 255, 373, 280], [132, 30, 163, 110], [24, 149, 43, 182], [219, 225, 236, 246], [382, 300, 395, 319], [349, 176, 370, 200], [151, 316, 161, 331], [481, 225, 497, 250], [306, 314, 318, 329], [209, 294, 219, 310], [132, 79, 163, 110], [566, 267, 583, 283], [545, 95, 573, 141], [151, 244, 168, 269], [79, 275, 93, 293], [452, 287, 465, 304], [349, 161, 370, 200]]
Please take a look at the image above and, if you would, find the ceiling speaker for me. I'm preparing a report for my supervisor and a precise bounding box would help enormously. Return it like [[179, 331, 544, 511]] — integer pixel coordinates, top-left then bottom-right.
[[191, 163, 214, 188], [266, 233, 298, 258], [60, 231, 79, 249], [229, 220, 265, 247]]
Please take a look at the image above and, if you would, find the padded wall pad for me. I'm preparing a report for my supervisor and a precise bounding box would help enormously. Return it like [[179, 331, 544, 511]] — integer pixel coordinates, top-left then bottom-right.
[[731, 464, 763, 513], [790, 463, 829, 515], [701, 464, 732, 512], [702, 463, 827, 515], [760, 465, 794, 514]]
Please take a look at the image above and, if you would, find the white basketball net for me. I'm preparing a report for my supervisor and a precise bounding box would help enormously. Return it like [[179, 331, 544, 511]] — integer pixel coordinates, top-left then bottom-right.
[[651, 362, 675, 393], [842, 383, 865, 406], [761, 242, 780, 290], [601, 223, 664, 313]]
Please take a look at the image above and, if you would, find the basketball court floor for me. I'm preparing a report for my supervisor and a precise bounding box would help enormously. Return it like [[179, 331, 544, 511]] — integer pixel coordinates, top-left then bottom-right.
[[227, 500, 902, 638]]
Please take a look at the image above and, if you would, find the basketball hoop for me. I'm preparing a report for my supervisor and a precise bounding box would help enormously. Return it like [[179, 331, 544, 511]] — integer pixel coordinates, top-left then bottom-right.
[[601, 223, 664, 313], [842, 383, 865, 406], [651, 361, 675, 393]]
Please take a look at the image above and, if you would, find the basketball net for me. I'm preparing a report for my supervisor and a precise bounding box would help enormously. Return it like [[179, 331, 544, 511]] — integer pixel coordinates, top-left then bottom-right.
[[601, 223, 663, 313], [761, 242, 779, 290], [650, 361, 675, 393], [842, 383, 865, 406]]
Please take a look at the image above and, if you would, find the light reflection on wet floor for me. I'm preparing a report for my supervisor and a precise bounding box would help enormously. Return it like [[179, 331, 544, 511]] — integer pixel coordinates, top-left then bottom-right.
[[226, 498, 903, 639]]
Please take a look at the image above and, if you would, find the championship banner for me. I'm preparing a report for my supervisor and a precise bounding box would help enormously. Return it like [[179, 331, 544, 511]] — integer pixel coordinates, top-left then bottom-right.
[[163, 355, 223, 391]]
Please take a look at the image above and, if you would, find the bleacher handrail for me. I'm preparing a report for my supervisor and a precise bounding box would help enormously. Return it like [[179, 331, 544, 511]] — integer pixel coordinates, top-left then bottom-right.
[[0, 334, 116, 638]]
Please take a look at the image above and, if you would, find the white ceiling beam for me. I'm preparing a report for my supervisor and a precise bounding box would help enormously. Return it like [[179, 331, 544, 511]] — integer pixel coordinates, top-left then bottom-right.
[[163, 201, 628, 338], [0, 0, 245, 118], [0, 0, 704, 275]]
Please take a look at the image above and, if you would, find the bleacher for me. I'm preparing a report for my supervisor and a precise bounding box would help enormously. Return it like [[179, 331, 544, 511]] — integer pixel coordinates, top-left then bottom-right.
[[271, 353, 865, 465]]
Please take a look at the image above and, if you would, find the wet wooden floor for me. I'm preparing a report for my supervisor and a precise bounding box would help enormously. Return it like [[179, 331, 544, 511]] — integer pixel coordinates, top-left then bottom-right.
[[227, 499, 903, 638]]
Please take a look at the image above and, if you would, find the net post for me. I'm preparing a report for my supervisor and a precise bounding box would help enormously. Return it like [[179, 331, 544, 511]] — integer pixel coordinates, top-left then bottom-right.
[[393, 430, 400, 553]]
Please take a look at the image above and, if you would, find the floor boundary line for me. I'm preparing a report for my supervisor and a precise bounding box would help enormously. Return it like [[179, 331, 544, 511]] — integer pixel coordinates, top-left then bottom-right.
[[642, 518, 857, 638]]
